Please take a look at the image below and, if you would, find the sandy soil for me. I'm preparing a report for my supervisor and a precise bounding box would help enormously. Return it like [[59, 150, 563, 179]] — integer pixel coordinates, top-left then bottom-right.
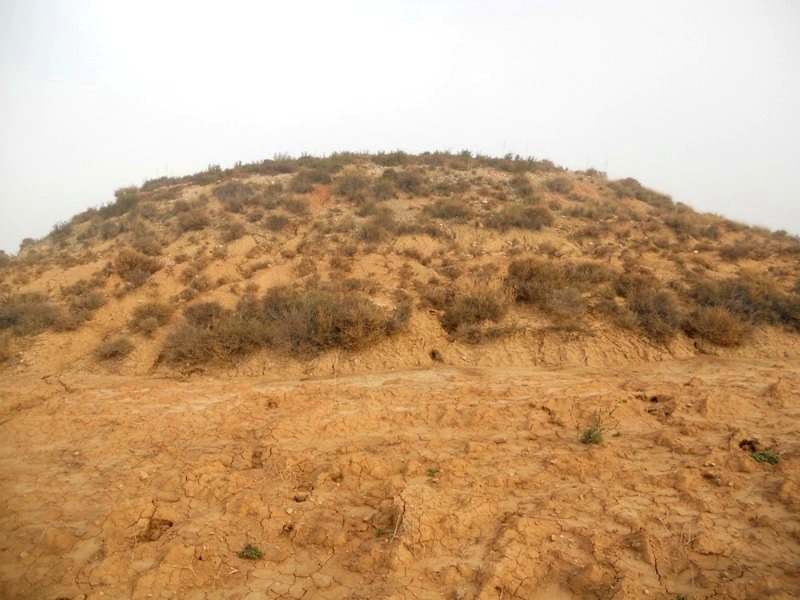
[[1, 357, 799, 599]]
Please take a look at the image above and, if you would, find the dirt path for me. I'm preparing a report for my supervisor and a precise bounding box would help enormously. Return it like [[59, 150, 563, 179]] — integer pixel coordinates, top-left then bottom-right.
[[1, 358, 799, 599]]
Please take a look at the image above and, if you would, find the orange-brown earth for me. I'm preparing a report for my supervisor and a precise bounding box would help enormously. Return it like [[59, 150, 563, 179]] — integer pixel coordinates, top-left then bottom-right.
[[1, 153, 800, 598], [1, 359, 799, 599]]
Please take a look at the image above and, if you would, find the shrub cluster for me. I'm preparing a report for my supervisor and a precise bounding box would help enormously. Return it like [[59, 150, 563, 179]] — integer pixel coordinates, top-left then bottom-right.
[[114, 250, 163, 287], [506, 258, 617, 330], [95, 336, 134, 360], [289, 167, 332, 193], [161, 283, 411, 364], [130, 301, 174, 335], [424, 199, 474, 222], [0, 293, 63, 336], [615, 274, 683, 342], [98, 187, 141, 219], [685, 306, 748, 346], [486, 205, 554, 232], [608, 178, 673, 210], [509, 173, 540, 202], [689, 275, 800, 332], [177, 208, 211, 232], [440, 284, 511, 333], [545, 176, 574, 195]]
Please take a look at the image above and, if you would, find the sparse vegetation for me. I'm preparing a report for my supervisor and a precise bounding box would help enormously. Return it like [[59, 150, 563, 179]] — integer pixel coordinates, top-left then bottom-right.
[[486, 204, 554, 232], [130, 302, 174, 335], [177, 208, 211, 232], [440, 284, 511, 333], [0, 293, 63, 336], [752, 451, 780, 465], [114, 250, 162, 287], [0, 332, 12, 362], [580, 416, 604, 445], [424, 198, 474, 221], [615, 275, 683, 343], [685, 306, 748, 346], [237, 544, 263, 560], [95, 336, 134, 360], [545, 176, 573, 195], [4, 150, 799, 366], [162, 282, 410, 364]]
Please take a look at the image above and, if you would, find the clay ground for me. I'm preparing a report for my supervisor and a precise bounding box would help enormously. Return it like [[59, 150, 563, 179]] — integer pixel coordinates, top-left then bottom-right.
[[1, 358, 799, 599]]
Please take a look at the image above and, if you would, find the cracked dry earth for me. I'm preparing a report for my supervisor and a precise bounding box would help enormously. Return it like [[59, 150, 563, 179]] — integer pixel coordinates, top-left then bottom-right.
[[1, 358, 799, 599]]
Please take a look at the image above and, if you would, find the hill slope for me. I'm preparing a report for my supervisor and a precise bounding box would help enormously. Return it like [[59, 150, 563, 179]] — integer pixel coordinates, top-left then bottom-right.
[[1, 151, 799, 377]]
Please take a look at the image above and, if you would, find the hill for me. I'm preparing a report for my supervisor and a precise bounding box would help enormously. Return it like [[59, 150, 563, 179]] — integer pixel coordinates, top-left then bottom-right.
[[2, 151, 799, 376], [1, 152, 799, 599]]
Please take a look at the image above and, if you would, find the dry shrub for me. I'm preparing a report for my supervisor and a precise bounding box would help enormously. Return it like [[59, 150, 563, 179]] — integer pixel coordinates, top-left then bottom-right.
[[545, 176, 573, 195], [130, 301, 174, 335], [686, 306, 748, 346], [114, 250, 162, 286], [609, 178, 673, 210], [222, 220, 247, 242], [282, 197, 309, 215], [61, 277, 104, 297], [510, 173, 540, 202], [131, 234, 163, 256], [360, 208, 397, 243], [261, 286, 396, 355], [294, 257, 317, 277], [95, 336, 134, 360], [374, 150, 409, 166], [289, 168, 331, 193], [440, 284, 511, 333], [690, 275, 800, 331], [718, 240, 767, 262], [486, 204, 554, 232], [69, 291, 106, 314], [616, 274, 683, 342], [381, 168, 427, 195], [507, 259, 565, 305], [214, 181, 259, 212], [177, 208, 211, 232], [161, 283, 410, 364], [98, 187, 140, 219], [265, 213, 290, 232], [424, 199, 474, 221], [334, 169, 372, 204], [371, 177, 399, 201], [563, 261, 617, 288], [0, 293, 64, 336]]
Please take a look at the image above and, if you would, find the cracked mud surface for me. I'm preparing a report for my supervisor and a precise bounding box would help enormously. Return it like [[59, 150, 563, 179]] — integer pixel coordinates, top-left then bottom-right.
[[1, 357, 799, 599]]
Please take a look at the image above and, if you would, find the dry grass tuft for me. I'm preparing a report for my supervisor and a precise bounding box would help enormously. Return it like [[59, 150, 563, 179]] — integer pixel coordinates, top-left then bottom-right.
[[95, 336, 134, 360], [686, 306, 749, 346]]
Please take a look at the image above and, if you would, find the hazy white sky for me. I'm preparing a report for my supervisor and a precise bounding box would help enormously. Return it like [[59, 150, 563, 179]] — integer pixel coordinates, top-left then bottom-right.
[[1, 0, 798, 253]]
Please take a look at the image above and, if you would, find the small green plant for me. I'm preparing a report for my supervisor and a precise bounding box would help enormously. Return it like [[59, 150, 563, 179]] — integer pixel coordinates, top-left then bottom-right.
[[237, 544, 263, 560], [426, 468, 438, 478], [752, 451, 780, 465], [580, 417, 604, 445], [374, 528, 386, 537]]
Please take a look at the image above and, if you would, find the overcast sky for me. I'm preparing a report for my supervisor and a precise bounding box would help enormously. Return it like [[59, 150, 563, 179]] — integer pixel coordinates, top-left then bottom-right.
[[1, 0, 798, 254]]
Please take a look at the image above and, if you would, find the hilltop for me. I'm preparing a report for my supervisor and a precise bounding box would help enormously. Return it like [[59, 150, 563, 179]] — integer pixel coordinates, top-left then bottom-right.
[[1, 152, 799, 600]]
